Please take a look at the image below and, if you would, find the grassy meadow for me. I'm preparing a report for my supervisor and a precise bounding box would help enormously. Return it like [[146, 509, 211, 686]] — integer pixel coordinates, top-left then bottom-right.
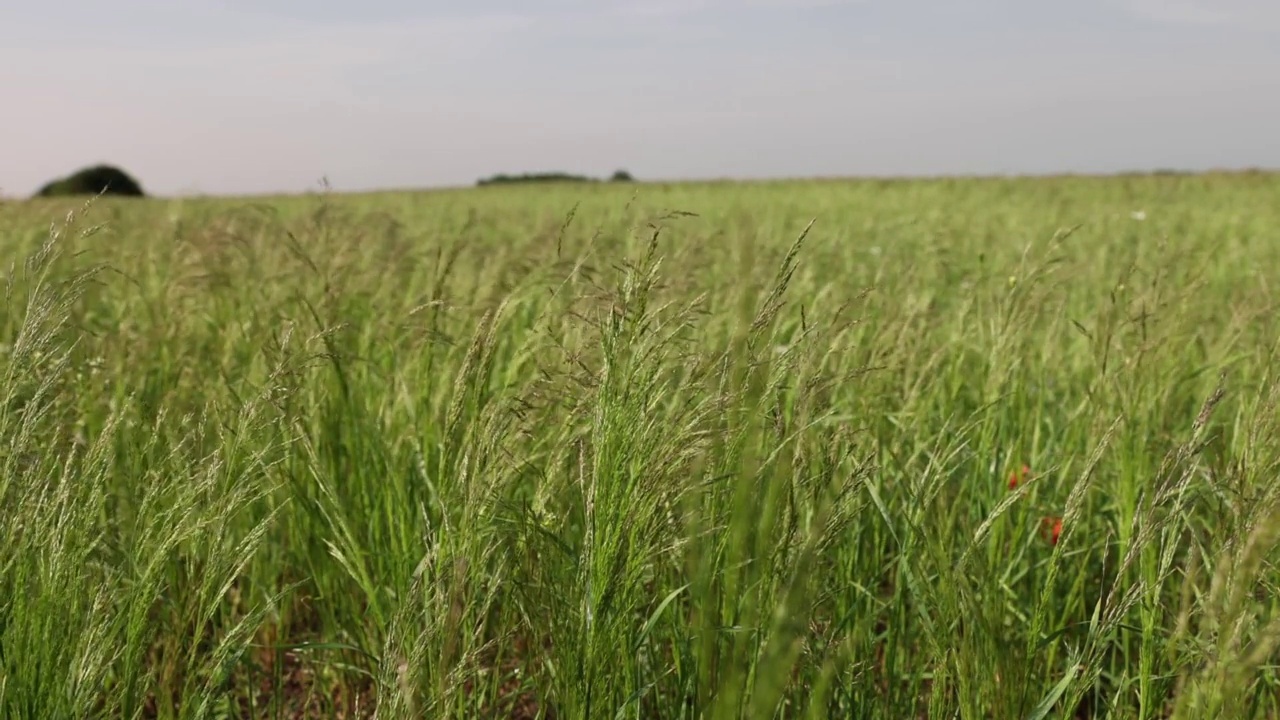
[[2, 172, 1280, 718]]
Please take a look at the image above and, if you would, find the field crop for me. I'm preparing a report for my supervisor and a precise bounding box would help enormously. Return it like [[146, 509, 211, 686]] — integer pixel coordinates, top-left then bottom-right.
[[2, 173, 1280, 718]]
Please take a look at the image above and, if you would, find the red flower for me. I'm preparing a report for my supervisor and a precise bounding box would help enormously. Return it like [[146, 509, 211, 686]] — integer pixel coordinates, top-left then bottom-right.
[[1009, 464, 1031, 490], [1040, 516, 1063, 546]]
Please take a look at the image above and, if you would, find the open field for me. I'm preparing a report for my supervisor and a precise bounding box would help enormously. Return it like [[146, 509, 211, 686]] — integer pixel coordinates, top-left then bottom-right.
[[3, 172, 1280, 718]]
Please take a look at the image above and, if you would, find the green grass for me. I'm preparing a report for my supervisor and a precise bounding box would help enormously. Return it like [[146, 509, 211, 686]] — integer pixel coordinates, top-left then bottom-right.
[[3, 171, 1280, 718]]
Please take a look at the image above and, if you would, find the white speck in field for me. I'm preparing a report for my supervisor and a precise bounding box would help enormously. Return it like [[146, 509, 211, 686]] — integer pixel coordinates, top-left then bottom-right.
[[869, 246, 882, 256], [1130, 210, 1147, 221]]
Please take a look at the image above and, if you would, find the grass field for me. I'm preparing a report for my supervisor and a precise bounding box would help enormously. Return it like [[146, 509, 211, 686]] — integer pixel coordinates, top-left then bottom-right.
[[2, 172, 1280, 718]]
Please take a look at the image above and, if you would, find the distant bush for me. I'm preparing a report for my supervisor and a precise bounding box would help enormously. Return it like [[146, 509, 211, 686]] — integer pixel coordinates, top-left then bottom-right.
[[477, 172, 594, 187], [35, 165, 146, 198], [477, 169, 637, 187]]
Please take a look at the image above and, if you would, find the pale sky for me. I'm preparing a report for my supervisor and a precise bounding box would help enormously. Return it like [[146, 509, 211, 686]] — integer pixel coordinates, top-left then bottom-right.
[[3, 0, 1278, 197]]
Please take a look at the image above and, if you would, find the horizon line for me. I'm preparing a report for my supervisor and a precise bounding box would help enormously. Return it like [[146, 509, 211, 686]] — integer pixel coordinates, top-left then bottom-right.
[[8, 164, 1279, 202]]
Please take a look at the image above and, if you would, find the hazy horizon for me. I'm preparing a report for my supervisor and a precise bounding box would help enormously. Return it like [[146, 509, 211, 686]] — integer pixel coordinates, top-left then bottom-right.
[[4, 0, 1279, 198]]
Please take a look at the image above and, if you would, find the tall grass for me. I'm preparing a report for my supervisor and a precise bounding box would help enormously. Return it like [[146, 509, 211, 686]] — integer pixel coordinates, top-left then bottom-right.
[[2, 172, 1280, 718]]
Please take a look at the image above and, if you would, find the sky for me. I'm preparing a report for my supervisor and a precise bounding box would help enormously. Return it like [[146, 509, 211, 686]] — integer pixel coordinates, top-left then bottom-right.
[[3, 0, 1279, 197]]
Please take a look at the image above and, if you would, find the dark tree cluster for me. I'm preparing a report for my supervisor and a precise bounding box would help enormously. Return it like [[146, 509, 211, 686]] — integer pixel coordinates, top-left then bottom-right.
[[35, 165, 146, 198], [477, 169, 636, 187]]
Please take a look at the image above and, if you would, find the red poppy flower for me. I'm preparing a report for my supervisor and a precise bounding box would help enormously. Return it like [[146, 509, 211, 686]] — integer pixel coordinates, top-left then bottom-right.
[[1009, 464, 1031, 490], [1040, 516, 1063, 546]]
